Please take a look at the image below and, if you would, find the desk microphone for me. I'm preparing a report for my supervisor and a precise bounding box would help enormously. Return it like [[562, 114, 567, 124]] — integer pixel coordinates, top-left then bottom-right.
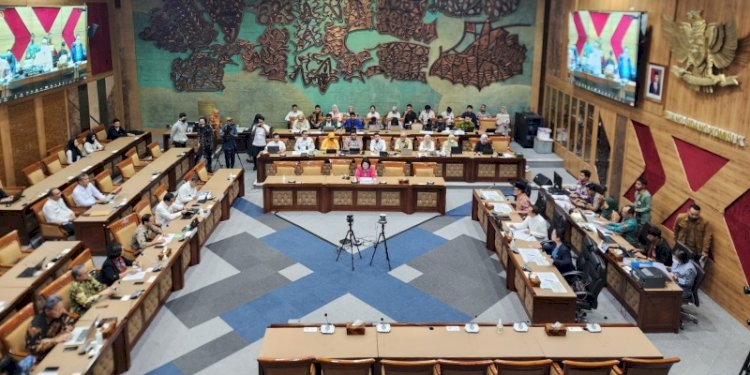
[[320, 313, 335, 334], [376, 317, 391, 333], [465, 315, 479, 333]]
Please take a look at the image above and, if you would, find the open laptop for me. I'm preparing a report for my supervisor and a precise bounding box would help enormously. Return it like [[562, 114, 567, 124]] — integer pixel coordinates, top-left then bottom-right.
[[326, 148, 337, 154], [596, 227, 618, 246], [450, 146, 462, 155], [266, 145, 280, 154], [64, 318, 98, 347], [1, 194, 24, 206], [401, 149, 413, 156], [349, 147, 361, 155], [322, 125, 335, 132], [18, 257, 47, 278]]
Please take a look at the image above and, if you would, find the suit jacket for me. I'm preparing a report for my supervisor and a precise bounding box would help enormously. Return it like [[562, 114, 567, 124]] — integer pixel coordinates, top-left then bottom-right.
[[551, 243, 574, 273], [674, 214, 712, 256], [98, 257, 133, 286], [107, 126, 128, 140]]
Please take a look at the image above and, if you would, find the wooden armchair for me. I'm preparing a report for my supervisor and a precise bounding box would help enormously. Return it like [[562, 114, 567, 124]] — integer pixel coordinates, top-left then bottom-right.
[[412, 162, 437, 177], [116, 158, 136, 180], [353, 158, 378, 171], [94, 170, 120, 194], [22, 161, 47, 185], [67, 248, 97, 275], [437, 359, 495, 375], [134, 196, 153, 218], [490, 136, 511, 153], [318, 358, 376, 375], [382, 161, 407, 177], [274, 161, 298, 176], [300, 160, 324, 175], [92, 125, 109, 144], [495, 359, 553, 375], [152, 183, 168, 204], [148, 142, 163, 159], [195, 161, 211, 182], [552, 360, 619, 375], [106, 213, 140, 260], [329, 159, 353, 175], [126, 147, 149, 170], [47, 144, 67, 165], [257, 357, 316, 375], [380, 359, 437, 375], [42, 154, 63, 174], [39, 272, 78, 321], [0, 231, 32, 276], [30, 198, 70, 240], [62, 183, 88, 215], [614, 357, 680, 375], [0, 179, 24, 196], [0, 303, 35, 360]]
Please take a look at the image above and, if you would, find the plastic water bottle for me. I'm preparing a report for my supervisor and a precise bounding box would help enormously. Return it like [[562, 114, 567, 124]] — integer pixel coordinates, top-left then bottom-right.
[[282, 174, 286, 183]]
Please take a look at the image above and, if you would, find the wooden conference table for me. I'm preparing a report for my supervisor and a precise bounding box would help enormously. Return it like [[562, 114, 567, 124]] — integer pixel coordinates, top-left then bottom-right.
[[263, 175, 446, 214], [73, 147, 194, 255], [471, 190, 577, 324], [34, 168, 244, 374], [0, 133, 152, 244], [540, 190, 683, 333], [258, 323, 662, 364], [257, 151, 526, 184]]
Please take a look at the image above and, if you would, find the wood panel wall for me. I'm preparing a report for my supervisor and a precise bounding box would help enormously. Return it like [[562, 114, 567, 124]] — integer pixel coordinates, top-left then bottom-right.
[[542, 0, 750, 326]]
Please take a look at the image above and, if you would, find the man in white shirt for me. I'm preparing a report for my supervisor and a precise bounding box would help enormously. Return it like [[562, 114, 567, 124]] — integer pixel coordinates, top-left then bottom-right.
[[264, 133, 287, 153], [171, 112, 188, 147], [370, 132, 387, 153], [495, 106, 511, 135], [250, 116, 271, 170], [509, 207, 549, 240], [42, 189, 76, 236], [72, 173, 106, 208], [154, 193, 185, 226], [419, 105, 436, 126], [174, 175, 200, 210], [294, 130, 316, 152], [385, 106, 401, 131], [419, 134, 436, 152], [284, 104, 303, 125]]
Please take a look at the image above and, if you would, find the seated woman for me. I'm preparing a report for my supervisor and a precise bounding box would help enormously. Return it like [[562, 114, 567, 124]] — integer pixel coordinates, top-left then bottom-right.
[[66, 138, 84, 164], [98, 244, 139, 286], [597, 196, 620, 223], [548, 228, 574, 273], [669, 248, 697, 299], [83, 133, 103, 154], [511, 182, 531, 214], [440, 134, 459, 154], [320, 132, 340, 150], [355, 158, 376, 178], [419, 134, 436, 152]]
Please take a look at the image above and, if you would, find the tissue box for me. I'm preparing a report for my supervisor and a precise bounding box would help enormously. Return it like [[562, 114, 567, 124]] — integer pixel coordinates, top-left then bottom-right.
[[544, 323, 567, 336], [346, 322, 365, 335]]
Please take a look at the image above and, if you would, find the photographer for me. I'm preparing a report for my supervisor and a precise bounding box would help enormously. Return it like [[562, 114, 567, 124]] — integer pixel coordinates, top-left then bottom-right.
[[221, 117, 238, 168], [196, 116, 215, 172]]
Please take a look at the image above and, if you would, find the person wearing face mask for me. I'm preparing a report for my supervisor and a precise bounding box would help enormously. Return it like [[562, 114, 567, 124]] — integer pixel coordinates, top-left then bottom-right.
[[605, 205, 638, 246], [673, 203, 712, 260], [668, 248, 697, 299]]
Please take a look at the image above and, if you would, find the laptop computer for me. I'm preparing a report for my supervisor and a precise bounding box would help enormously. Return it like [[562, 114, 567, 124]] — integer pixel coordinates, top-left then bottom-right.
[[450, 146, 462, 155], [1, 194, 24, 206], [326, 148, 337, 154], [481, 148, 493, 155], [266, 145, 280, 154], [349, 147, 361, 155], [322, 125, 335, 132], [596, 227, 618, 246], [379, 151, 388, 157], [64, 318, 98, 347], [18, 257, 46, 278], [401, 149, 413, 156]]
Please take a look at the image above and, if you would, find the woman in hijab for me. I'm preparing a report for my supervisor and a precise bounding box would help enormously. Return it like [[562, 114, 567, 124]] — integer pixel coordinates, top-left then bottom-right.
[[600, 196, 620, 222]]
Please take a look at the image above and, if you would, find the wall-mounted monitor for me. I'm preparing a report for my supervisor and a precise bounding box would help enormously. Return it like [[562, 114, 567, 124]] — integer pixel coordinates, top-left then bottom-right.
[[567, 10, 648, 107], [0, 6, 88, 103]]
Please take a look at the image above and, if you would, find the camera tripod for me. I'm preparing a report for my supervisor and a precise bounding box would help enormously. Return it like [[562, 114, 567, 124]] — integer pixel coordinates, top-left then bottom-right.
[[369, 219, 392, 270], [213, 144, 245, 171], [336, 218, 362, 271]]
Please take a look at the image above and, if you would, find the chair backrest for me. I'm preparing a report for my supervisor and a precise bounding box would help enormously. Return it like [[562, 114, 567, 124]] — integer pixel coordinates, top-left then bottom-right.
[[152, 183, 168, 203], [196, 161, 210, 181], [274, 161, 298, 176], [30, 198, 48, 224], [23, 161, 46, 184], [68, 248, 95, 275], [490, 136, 511, 152], [300, 160, 324, 175], [382, 161, 406, 177], [319, 358, 375, 375], [495, 359, 553, 375], [353, 158, 378, 170], [47, 143, 65, 157], [92, 125, 107, 142], [581, 250, 606, 309], [412, 162, 437, 177], [62, 182, 81, 209], [0, 303, 35, 359], [116, 158, 136, 179], [411, 123, 423, 132], [257, 357, 316, 375], [690, 260, 706, 306], [126, 147, 146, 166], [381, 359, 437, 375], [148, 142, 163, 158], [134, 196, 153, 218], [560, 360, 619, 375], [94, 170, 116, 194], [329, 159, 353, 175], [0, 230, 23, 267], [620, 357, 680, 375], [438, 359, 495, 375], [39, 272, 74, 312], [107, 213, 139, 260], [42, 154, 63, 174]]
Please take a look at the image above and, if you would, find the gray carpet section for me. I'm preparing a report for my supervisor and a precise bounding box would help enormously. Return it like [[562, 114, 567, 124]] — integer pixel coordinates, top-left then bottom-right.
[[258, 214, 293, 231], [172, 332, 249, 374], [418, 215, 460, 232], [408, 234, 508, 317]]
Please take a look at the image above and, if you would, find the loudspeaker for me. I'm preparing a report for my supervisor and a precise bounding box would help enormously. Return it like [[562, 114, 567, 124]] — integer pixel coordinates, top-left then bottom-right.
[[514, 112, 543, 148]]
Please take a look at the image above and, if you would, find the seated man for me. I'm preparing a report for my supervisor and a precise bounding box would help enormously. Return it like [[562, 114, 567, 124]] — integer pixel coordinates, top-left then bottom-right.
[[474, 134, 494, 154], [433, 115, 447, 131], [42, 189, 76, 236], [369, 132, 387, 153], [155, 193, 185, 226], [320, 132, 340, 151], [320, 113, 338, 130], [292, 113, 310, 132], [548, 228, 574, 273], [26, 295, 73, 361], [72, 173, 106, 208], [175, 175, 200, 210], [418, 135, 436, 152], [574, 182, 604, 212], [393, 133, 412, 150], [343, 112, 363, 132], [343, 133, 362, 151], [264, 132, 287, 153], [130, 213, 163, 255], [70, 265, 111, 316], [605, 205, 638, 245], [107, 118, 133, 140], [294, 130, 316, 153], [636, 226, 672, 266], [509, 207, 549, 240]]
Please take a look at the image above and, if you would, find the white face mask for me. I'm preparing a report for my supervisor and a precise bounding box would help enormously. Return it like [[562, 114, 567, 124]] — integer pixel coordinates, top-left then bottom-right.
[[672, 257, 680, 265]]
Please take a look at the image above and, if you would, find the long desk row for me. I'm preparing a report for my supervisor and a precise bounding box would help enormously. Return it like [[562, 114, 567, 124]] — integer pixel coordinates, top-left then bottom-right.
[[74, 148, 194, 255], [0, 133, 153, 244], [258, 323, 662, 364], [257, 152, 525, 183], [263, 176, 446, 214], [34, 168, 244, 374], [471, 190, 577, 324], [540, 190, 682, 333]]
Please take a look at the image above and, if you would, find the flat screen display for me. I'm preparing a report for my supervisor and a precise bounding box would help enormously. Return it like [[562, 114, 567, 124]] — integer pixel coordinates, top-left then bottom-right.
[[0, 6, 87, 103], [568, 10, 647, 107]]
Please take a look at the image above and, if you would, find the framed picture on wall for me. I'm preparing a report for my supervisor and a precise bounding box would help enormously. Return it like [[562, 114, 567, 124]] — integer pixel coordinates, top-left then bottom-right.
[[645, 64, 665, 102]]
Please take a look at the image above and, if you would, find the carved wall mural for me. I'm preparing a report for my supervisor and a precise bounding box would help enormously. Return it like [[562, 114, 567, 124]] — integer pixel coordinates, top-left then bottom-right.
[[134, 0, 537, 125]]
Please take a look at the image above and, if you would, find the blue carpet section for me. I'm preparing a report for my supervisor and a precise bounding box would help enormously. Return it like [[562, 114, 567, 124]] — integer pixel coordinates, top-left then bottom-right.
[[446, 202, 472, 217], [146, 363, 183, 375], [232, 197, 265, 218]]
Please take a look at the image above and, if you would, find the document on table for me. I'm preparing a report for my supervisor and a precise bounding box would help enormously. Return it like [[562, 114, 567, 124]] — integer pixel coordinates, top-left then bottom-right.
[[512, 230, 536, 242], [518, 248, 549, 266], [493, 203, 513, 215], [479, 190, 502, 201], [536, 272, 567, 293], [161, 233, 175, 245], [123, 271, 146, 281], [650, 262, 670, 276]]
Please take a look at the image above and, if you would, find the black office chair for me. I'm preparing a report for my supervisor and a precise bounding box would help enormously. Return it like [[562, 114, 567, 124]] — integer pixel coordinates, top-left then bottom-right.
[[563, 240, 606, 322], [534, 192, 547, 219], [637, 222, 654, 247], [533, 173, 552, 187], [680, 260, 706, 328]]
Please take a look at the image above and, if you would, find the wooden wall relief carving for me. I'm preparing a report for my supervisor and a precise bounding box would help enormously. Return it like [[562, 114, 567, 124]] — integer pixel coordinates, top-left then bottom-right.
[[344, 0, 374, 31], [170, 51, 228, 91], [289, 53, 339, 92], [139, 0, 216, 53], [375, 42, 430, 82], [336, 51, 373, 82], [376, 0, 437, 43], [259, 28, 290, 82], [198, 0, 244, 43], [294, 1, 324, 52], [433, 0, 519, 20], [321, 23, 349, 58], [250, 0, 295, 26]]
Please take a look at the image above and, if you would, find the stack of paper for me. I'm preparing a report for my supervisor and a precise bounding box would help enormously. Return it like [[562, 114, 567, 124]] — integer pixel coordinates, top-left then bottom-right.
[[518, 248, 549, 265], [512, 230, 536, 242], [493, 203, 513, 214], [480, 190, 502, 201], [536, 272, 567, 293]]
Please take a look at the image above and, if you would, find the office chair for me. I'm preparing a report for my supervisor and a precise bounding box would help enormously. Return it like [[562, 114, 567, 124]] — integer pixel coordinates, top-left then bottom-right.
[[680, 260, 705, 328], [563, 241, 606, 322], [533, 173, 552, 187], [636, 222, 654, 247], [534, 191, 547, 219]]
